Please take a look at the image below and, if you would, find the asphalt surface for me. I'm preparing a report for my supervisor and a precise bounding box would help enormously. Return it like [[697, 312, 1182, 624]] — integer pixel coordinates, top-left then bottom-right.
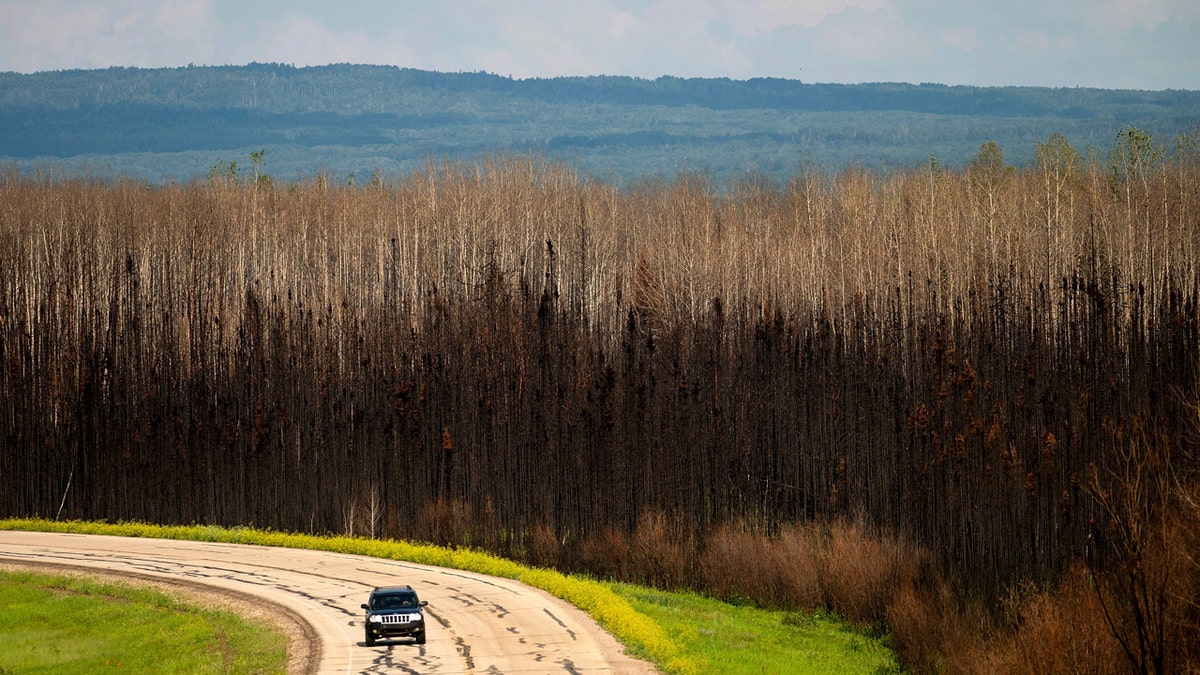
[[0, 531, 658, 674]]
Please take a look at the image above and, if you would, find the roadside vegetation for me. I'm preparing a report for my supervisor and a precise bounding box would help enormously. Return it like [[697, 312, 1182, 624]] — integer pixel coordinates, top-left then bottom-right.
[[0, 567, 288, 673], [610, 582, 899, 675], [0, 518, 898, 674], [3, 124, 1200, 672]]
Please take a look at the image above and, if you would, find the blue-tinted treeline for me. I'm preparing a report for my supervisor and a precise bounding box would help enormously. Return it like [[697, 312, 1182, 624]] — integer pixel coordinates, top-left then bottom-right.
[[2, 64, 1197, 182]]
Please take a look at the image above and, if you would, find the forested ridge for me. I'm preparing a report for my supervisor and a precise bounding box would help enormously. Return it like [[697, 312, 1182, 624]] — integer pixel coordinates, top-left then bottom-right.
[[3, 125, 1200, 671], [2, 63, 1198, 183], [4, 62, 1196, 115]]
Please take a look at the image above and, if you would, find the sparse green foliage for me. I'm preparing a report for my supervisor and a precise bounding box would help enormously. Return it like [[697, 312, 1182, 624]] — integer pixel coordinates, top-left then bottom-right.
[[207, 157, 238, 182], [249, 149, 264, 176], [210, 151, 274, 187], [969, 140, 1010, 178], [968, 140, 1014, 210], [1110, 126, 1160, 184], [249, 149, 272, 187], [1037, 132, 1080, 179]]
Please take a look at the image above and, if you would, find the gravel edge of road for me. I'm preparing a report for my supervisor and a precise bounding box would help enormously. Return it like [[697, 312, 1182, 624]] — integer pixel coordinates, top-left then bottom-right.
[[0, 560, 320, 675]]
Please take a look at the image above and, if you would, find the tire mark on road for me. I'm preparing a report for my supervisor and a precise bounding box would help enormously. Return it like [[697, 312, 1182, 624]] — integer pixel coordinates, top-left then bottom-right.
[[544, 608, 578, 640], [453, 635, 476, 670]]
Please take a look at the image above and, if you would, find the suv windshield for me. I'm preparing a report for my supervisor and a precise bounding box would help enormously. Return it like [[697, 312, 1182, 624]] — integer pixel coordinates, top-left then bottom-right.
[[372, 593, 418, 610]]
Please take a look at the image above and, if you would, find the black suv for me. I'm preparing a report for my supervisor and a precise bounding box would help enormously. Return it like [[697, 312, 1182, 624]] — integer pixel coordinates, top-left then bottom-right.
[[361, 586, 429, 646]]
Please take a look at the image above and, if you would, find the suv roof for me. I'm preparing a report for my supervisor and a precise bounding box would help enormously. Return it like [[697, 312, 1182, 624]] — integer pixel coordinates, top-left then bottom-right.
[[371, 585, 415, 593]]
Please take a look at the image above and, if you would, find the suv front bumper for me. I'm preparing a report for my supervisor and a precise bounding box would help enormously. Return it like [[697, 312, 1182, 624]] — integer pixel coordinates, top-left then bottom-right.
[[366, 615, 426, 640]]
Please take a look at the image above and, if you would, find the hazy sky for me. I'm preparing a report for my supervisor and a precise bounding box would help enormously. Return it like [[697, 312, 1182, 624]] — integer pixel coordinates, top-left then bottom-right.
[[2, 0, 1198, 89]]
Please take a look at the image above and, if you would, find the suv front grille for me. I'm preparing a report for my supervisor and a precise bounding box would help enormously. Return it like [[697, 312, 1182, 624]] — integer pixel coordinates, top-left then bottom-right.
[[378, 613, 416, 625]]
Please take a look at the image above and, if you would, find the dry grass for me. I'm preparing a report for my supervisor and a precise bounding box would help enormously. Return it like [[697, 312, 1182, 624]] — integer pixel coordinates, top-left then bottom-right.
[[984, 565, 1126, 675]]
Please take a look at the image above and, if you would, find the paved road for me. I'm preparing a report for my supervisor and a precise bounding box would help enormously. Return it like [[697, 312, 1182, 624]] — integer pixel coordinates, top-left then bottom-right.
[[0, 531, 657, 674]]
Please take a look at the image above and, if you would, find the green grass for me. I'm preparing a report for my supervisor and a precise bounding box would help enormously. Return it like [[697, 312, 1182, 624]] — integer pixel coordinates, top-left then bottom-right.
[[609, 582, 901, 675], [0, 569, 288, 674], [0, 518, 899, 673]]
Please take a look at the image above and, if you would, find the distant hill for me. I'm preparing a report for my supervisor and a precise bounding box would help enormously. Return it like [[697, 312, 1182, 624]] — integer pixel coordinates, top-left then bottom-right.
[[2, 63, 1198, 184]]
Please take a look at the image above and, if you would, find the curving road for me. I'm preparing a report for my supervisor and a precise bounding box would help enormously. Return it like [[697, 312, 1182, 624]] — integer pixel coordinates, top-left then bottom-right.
[[0, 531, 657, 674]]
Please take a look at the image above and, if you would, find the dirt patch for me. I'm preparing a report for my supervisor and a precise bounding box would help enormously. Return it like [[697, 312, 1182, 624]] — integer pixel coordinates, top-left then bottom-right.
[[0, 560, 319, 674]]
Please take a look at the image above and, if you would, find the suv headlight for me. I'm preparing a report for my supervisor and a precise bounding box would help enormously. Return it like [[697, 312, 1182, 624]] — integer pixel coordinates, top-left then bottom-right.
[[369, 615, 382, 623]]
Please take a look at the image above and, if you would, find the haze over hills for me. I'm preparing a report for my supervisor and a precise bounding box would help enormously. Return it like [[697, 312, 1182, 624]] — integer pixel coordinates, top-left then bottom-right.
[[2, 62, 1198, 184]]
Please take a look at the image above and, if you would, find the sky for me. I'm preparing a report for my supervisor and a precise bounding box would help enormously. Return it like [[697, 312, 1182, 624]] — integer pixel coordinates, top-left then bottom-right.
[[1, 0, 1198, 89]]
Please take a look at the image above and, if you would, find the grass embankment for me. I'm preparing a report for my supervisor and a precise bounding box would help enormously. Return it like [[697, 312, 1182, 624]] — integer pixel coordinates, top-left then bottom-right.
[[612, 582, 899, 675], [0, 569, 288, 674], [0, 518, 898, 674]]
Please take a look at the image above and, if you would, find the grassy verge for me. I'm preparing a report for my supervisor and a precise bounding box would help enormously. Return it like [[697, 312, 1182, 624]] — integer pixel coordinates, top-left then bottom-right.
[[609, 582, 900, 675], [0, 518, 899, 673], [0, 569, 288, 674]]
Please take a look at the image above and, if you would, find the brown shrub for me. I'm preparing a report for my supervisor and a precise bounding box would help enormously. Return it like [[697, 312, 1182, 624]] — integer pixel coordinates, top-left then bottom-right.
[[698, 521, 823, 609], [629, 510, 687, 588], [886, 564, 1125, 675], [772, 524, 826, 609], [981, 564, 1124, 675], [578, 525, 630, 580], [525, 520, 562, 568], [818, 520, 920, 625], [414, 498, 474, 548], [698, 523, 761, 602], [1166, 498, 1200, 671], [887, 582, 951, 674], [886, 578, 987, 675], [1087, 436, 1200, 675], [1093, 490, 1200, 675]]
